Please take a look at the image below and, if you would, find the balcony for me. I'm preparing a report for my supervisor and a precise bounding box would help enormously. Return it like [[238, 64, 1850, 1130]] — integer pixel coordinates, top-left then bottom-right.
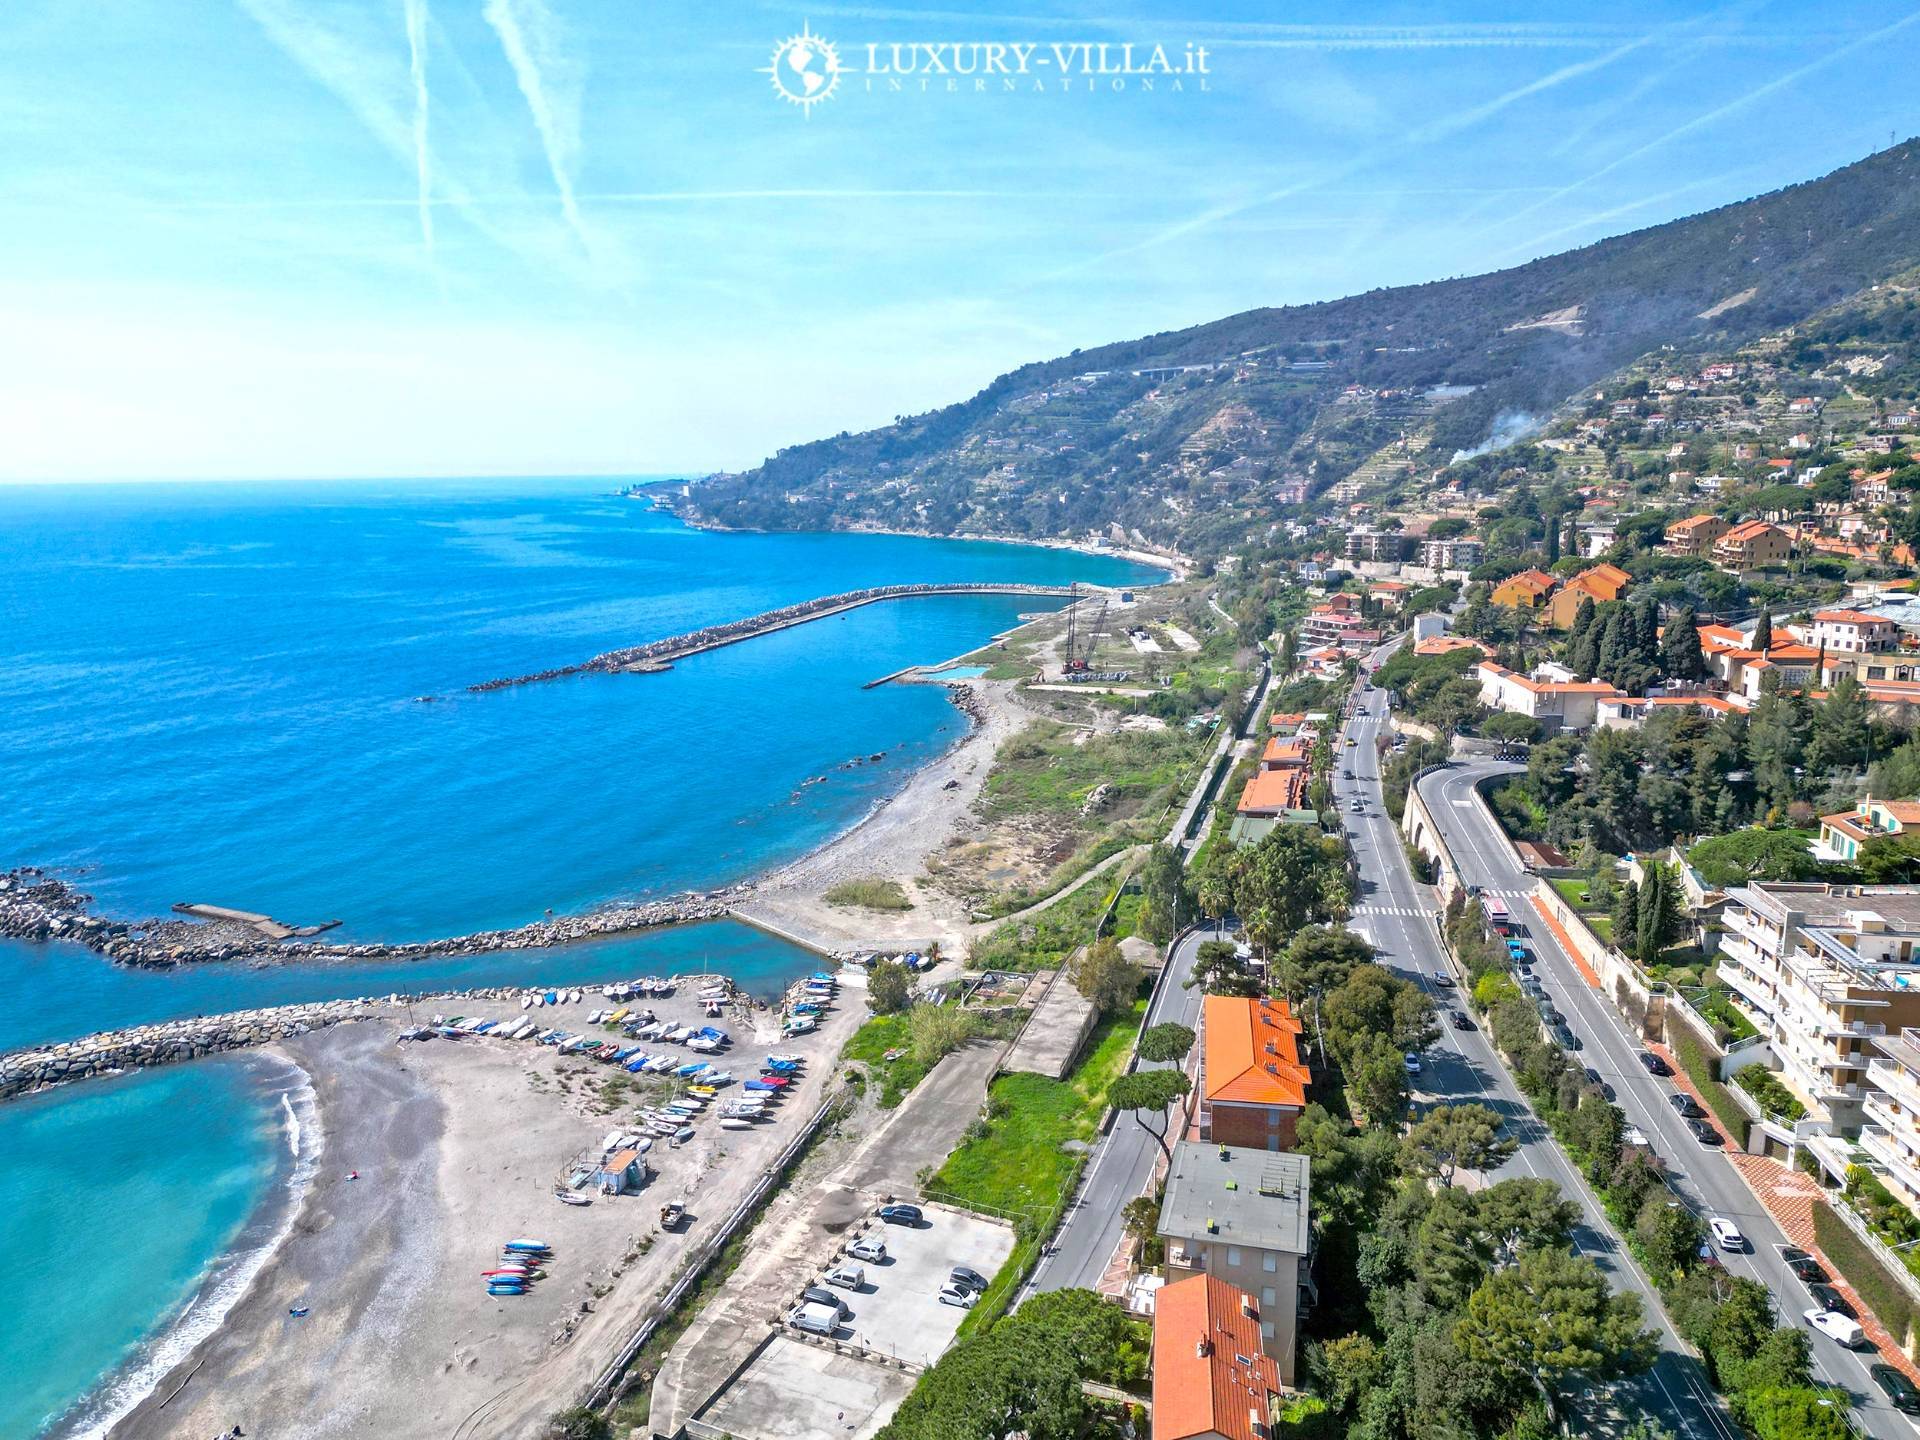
[[1862, 1126, 1920, 1201], [1870, 1057, 1920, 1116]]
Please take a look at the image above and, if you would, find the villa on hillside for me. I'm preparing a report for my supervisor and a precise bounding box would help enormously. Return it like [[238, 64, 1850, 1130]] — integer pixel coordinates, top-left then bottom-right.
[[1818, 797, 1920, 862], [1545, 562, 1632, 629], [1475, 660, 1623, 732], [1490, 569, 1557, 610]]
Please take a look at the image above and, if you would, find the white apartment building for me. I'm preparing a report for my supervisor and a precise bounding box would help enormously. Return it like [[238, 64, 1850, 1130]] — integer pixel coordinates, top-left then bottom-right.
[[1804, 609, 1901, 655], [1716, 883, 1920, 1134], [1863, 1027, 1920, 1221], [1475, 661, 1623, 733]]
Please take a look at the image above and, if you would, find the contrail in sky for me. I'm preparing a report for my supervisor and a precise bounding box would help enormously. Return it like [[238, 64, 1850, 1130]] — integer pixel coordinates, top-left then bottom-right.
[[483, 0, 591, 253], [403, 0, 433, 260]]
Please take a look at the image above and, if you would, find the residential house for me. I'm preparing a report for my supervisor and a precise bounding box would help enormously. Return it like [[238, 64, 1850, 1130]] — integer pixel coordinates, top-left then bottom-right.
[[1713, 520, 1793, 570], [1368, 580, 1411, 611], [1198, 995, 1309, 1151], [1818, 798, 1920, 863], [1806, 610, 1901, 655], [1545, 562, 1632, 630], [1414, 634, 1495, 659], [1158, 1144, 1313, 1385], [1345, 526, 1407, 563], [1715, 883, 1920, 1137], [1665, 514, 1730, 557], [1476, 661, 1624, 732], [1151, 1273, 1287, 1440], [1420, 535, 1483, 570], [1489, 569, 1558, 610]]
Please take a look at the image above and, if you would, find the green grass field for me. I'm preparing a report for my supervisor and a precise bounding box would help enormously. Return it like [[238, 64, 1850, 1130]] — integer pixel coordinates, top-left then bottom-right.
[[841, 1013, 935, 1109]]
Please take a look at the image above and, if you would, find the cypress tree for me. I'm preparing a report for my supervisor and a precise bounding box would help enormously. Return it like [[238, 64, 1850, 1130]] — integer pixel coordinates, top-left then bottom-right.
[[1752, 607, 1773, 653], [1661, 605, 1705, 681], [1567, 597, 1597, 675], [1546, 516, 1561, 564], [1613, 878, 1640, 956], [1596, 608, 1625, 688]]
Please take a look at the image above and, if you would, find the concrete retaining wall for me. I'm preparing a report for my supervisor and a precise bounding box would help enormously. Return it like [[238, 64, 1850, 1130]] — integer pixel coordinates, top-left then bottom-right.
[[1529, 880, 1659, 1041]]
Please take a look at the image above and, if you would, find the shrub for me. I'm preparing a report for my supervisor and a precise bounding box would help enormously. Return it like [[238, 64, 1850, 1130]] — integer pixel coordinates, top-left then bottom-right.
[[1732, 1066, 1806, 1123]]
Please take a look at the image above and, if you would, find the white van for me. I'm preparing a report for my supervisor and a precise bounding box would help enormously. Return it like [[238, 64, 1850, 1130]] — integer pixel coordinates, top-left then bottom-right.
[[1805, 1307, 1867, 1348], [790, 1301, 842, 1337], [1708, 1217, 1746, 1253]]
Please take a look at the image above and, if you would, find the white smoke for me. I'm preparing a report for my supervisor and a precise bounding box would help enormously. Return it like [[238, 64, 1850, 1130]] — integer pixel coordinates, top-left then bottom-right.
[[1451, 409, 1546, 464]]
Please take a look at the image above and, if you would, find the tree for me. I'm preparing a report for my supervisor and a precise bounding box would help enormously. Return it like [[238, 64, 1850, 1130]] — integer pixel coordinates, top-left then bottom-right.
[[1483, 711, 1541, 750], [1456, 1248, 1657, 1396], [1807, 673, 1872, 774], [1403, 1103, 1517, 1187], [1109, 1069, 1192, 1163], [1751, 607, 1773, 653], [1661, 604, 1707, 681], [1475, 1177, 1580, 1263], [1859, 832, 1920, 883], [907, 1003, 975, 1065], [1275, 925, 1374, 1003], [1188, 939, 1260, 996], [1636, 1198, 1706, 1280], [1686, 829, 1824, 888], [1193, 846, 1236, 922], [1137, 844, 1184, 945], [867, 959, 913, 1015], [1612, 878, 1641, 957], [1070, 936, 1143, 1015], [1634, 859, 1684, 967], [1348, 1031, 1414, 1122], [1738, 1387, 1850, 1440], [1137, 1022, 1196, 1065], [1230, 826, 1353, 955], [1311, 1333, 1385, 1415]]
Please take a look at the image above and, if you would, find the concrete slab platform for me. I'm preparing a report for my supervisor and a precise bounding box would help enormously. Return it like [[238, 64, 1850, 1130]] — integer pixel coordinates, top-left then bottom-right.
[[806, 1208, 1015, 1368], [694, 1337, 915, 1440]]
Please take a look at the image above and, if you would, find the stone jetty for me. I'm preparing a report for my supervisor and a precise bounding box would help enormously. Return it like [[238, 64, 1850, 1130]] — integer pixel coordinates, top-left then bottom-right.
[[0, 997, 377, 1099], [466, 582, 1078, 692], [0, 867, 738, 970]]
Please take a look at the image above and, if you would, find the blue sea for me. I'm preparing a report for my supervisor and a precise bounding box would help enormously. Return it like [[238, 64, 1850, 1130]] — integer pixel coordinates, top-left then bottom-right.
[[0, 477, 1158, 1437]]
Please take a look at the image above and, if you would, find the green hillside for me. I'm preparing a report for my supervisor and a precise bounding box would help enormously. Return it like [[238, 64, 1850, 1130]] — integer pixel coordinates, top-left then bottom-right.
[[678, 140, 1920, 553]]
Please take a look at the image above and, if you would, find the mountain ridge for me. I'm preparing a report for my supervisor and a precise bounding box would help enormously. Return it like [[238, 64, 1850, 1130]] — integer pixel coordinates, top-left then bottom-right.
[[679, 140, 1920, 552]]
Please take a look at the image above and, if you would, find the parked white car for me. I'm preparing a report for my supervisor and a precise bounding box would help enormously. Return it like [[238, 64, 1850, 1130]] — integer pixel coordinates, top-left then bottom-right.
[[847, 1235, 887, 1264], [1805, 1308, 1867, 1348], [937, 1283, 978, 1308], [824, 1263, 865, 1290], [1708, 1217, 1746, 1253]]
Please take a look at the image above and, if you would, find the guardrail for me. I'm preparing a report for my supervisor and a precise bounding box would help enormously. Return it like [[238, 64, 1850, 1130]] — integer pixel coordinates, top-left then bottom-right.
[[584, 1089, 848, 1415]]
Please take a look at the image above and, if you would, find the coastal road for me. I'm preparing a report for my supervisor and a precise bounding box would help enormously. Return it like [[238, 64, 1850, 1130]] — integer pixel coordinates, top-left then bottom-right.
[[1418, 758, 1909, 1437], [1026, 924, 1216, 1296], [1339, 676, 1743, 1440]]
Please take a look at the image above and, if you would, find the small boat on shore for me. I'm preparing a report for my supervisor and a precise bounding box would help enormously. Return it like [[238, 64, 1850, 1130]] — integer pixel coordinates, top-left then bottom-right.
[[719, 1117, 753, 1131], [555, 1191, 592, 1207]]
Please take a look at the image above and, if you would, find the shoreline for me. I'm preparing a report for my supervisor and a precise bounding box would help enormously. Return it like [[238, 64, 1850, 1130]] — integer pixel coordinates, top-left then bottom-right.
[[49, 1051, 323, 1440]]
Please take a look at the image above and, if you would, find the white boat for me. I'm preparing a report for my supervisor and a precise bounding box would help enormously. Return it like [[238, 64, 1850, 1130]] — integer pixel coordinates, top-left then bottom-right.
[[601, 1129, 625, 1153], [588, 1008, 604, 1024], [719, 1118, 753, 1131], [521, 996, 533, 1010]]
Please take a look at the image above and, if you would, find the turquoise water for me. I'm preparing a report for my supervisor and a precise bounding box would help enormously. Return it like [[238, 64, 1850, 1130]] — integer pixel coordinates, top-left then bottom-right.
[[3, 1061, 287, 1439], [924, 664, 990, 679], [0, 477, 1160, 1433]]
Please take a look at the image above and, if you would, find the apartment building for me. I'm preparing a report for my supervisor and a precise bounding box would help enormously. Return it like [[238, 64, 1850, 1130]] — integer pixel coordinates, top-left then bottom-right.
[[1159, 1142, 1313, 1385], [1715, 883, 1920, 1132], [1665, 513, 1730, 557], [1152, 1273, 1286, 1440], [1489, 569, 1557, 610], [1344, 526, 1407, 563], [1544, 562, 1632, 630], [1861, 1028, 1920, 1225], [1806, 609, 1901, 655], [1475, 661, 1624, 732], [1420, 534, 1483, 570], [1713, 520, 1793, 569], [1198, 995, 1309, 1149]]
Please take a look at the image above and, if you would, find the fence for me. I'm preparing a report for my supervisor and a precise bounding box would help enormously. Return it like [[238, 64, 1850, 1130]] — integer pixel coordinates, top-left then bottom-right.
[[583, 1089, 848, 1414]]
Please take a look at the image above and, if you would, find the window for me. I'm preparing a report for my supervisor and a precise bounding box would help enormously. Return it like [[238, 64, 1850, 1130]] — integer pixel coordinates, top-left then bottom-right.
[[1262, 1321, 1275, 1340], [1263, 1253, 1278, 1273], [1227, 1246, 1242, 1266], [1262, 1287, 1276, 1306]]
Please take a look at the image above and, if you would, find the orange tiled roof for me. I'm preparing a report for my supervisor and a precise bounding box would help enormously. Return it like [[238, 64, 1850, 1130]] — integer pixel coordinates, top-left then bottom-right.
[[1668, 514, 1722, 534], [1262, 736, 1310, 768], [1238, 768, 1310, 815], [1814, 610, 1892, 625], [1153, 1275, 1282, 1440], [1495, 568, 1557, 593], [1204, 995, 1309, 1107], [1475, 661, 1623, 696], [1720, 519, 1782, 543], [1414, 634, 1492, 656]]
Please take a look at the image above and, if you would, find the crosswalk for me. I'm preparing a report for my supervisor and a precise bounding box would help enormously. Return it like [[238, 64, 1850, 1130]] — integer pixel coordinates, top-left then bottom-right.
[[1475, 887, 1534, 900], [1353, 904, 1438, 919]]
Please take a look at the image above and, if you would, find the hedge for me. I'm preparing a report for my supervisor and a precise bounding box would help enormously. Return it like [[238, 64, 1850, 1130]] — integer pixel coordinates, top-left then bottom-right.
[[1812, 1197, 1917, 1348], [1669, 1026, 1751, 1144]]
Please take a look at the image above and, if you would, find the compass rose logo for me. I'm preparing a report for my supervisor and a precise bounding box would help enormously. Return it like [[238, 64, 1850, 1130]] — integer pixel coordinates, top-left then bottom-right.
[[760, 23, 843, 112]]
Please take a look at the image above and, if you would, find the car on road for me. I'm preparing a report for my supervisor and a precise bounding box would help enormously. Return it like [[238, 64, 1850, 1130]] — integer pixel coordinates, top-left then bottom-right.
[[1403, 1053, 1423, 1075], [1550, 1023, 1580, 1050], [1637, 1051, 1672, 1077], [1350, 800, 1364, 813], [1345, 737, 1356, 747], [1805, 1307, 1867, 1348], [949, 1265, 990, 1293], [802, 1285, 851, 1317], [1778, 1247, 1828, 1285], [1809, 1283, 1856, 1319], [1506, 942, 1530, 962], [937, 1283, 978, 1308], [1871, 1362, 1920, 1414], [847, 1235, 887, 1264], [825, 1263, 865, 1289], [878, 1203, 923, 1226], [1708, 1217, 1747, 1253], [1686, 1117, 1723, 1146], [1449, 1010, 1474, 1031], [1433, 973, 1455, 988], [1583, 1068, 1615, 1101], [1668, 1093, 1706, 1120]]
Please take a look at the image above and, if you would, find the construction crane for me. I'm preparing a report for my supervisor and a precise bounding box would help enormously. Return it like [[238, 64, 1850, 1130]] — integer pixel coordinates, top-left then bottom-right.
[[1064, 588, 1111, 674]]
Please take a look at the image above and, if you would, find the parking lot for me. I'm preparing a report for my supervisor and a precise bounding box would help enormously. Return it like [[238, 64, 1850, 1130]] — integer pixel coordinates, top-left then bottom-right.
[[694, 1336, 919, 1440], [798, 1206, 1016, 1368]]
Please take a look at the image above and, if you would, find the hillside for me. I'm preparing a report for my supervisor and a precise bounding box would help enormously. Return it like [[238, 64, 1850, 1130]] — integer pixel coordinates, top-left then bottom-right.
[[677, 140, 1920, 554]]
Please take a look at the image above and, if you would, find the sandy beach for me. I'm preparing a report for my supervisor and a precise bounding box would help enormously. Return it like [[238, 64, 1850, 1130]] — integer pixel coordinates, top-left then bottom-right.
[[107, 976, 866, 1440], [735, 678, 1031, 955]]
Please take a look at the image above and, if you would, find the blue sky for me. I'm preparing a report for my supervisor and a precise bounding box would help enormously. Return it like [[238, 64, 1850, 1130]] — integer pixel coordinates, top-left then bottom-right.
[[2, 0, 1916, 481]]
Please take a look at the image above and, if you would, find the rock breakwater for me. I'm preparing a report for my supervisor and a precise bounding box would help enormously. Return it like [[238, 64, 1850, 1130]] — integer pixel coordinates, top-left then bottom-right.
[[466, 582, 1077, 692], [0, 998, 376, 1099], [0, 868, 738, 970]]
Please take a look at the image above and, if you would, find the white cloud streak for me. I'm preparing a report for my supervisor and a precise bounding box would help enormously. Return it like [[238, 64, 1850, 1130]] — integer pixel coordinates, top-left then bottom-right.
[[481, 0, 591, 255], [403, 0, 432, 261]]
